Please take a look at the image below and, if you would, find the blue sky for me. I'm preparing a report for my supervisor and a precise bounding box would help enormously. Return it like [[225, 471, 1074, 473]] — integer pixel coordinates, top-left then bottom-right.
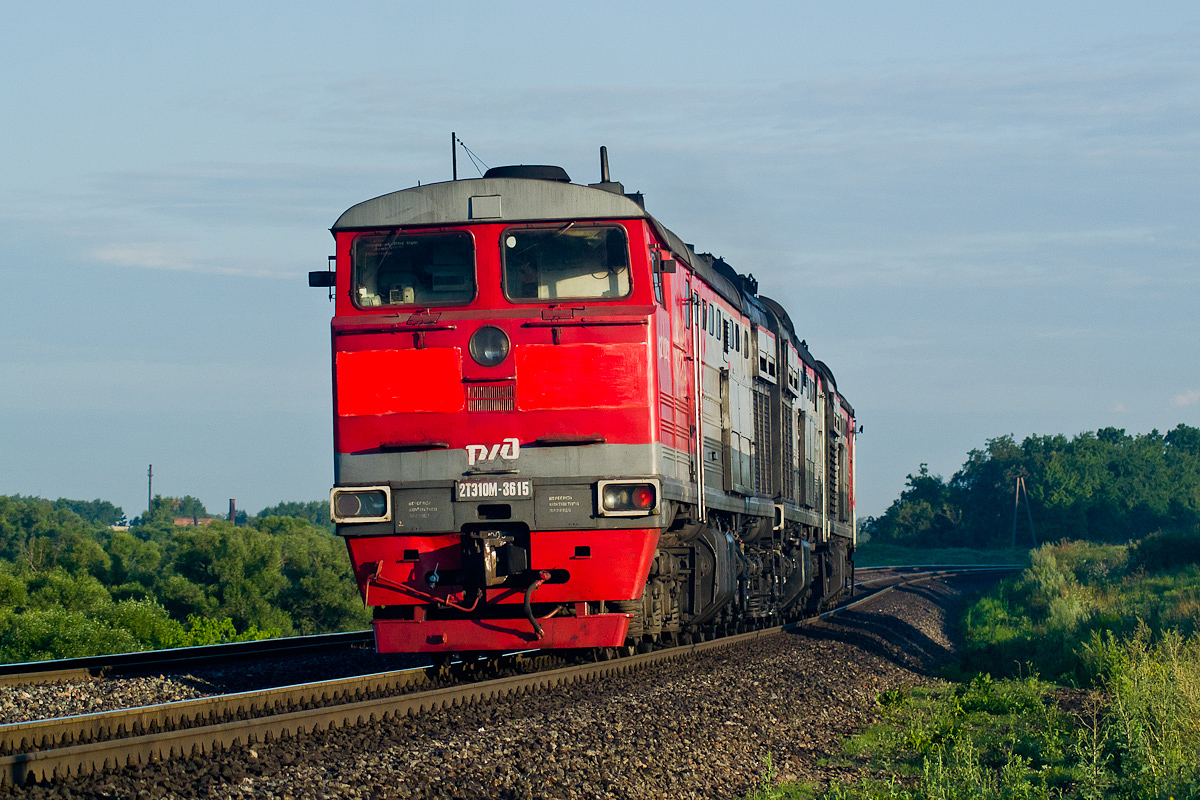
[[1, 2, 1197, 520]]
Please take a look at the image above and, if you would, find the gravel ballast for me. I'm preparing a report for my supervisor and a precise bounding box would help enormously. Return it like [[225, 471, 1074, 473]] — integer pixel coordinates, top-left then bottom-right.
[[3, 577, 986, 799], [0, 650, 427, 726]]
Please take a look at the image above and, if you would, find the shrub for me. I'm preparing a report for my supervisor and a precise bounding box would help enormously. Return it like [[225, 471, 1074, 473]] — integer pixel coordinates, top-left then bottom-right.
[[1131, 527, 1200, 573], [172, 614, 279, 647], [98, 599, 186, 650], [0, 606, 142, 662], [25, 568, 112, 613]]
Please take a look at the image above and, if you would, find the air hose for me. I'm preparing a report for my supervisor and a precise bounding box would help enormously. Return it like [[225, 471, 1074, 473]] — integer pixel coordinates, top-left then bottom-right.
[[524, 570, 552, 639]]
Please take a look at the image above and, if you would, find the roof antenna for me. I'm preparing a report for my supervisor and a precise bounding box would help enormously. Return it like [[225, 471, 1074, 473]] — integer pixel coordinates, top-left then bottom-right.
[[600, 145, 610, 183]]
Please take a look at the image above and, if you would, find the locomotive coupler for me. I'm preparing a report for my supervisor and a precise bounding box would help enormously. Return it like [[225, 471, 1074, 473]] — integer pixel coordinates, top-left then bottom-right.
[[463, 530, 512, 588], [462, 529, 530, 590]]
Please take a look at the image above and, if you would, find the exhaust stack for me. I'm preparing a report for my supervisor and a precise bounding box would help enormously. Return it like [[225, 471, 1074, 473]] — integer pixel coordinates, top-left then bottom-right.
[[589, 146, 644, 207], [589, 145, 623, 195]]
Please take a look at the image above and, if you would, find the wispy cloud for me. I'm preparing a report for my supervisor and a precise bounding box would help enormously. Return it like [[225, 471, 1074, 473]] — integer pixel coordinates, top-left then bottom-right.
[[92, 243, 291, 279], [33, 27, 1195, 297], [93, 244, 191, 271], [753, 226, 1178, 290], [1171, 389, 1200, 407], [90, 163, 372, 229]]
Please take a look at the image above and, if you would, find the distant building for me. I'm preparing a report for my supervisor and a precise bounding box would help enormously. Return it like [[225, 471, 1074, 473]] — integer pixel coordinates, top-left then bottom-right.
[[173, 517, 220, 527]]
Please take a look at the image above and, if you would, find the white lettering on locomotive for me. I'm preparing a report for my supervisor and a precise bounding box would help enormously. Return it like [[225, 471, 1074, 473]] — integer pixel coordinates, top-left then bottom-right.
[[465, 437, 521, 466]]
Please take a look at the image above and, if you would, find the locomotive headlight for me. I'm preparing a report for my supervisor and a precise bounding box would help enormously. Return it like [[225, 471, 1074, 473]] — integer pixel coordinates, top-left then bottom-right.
[[602, 486, 626, 508], [597, 480, 659, 516], [469, 325, 510, 367], [329, 486, 391, 524]]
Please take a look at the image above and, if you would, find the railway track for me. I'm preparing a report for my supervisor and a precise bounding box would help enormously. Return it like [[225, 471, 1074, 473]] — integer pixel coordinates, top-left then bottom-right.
[[0, 631, 377, 689], [1, 564, 1019, 788]]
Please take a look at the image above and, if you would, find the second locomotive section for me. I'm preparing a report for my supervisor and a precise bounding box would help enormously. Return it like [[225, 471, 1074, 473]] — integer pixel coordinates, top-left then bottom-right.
[[322, 163, 856, 653]]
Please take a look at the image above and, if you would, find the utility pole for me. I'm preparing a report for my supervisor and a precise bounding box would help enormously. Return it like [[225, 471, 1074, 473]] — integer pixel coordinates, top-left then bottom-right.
[[147, 464, 153, 516], [451, 131, 457, 181], [1011, 475, 1038, 548]]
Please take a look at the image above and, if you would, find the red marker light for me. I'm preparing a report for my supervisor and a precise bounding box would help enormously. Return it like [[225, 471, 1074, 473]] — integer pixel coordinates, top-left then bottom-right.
[[632, 486, 654, 509]]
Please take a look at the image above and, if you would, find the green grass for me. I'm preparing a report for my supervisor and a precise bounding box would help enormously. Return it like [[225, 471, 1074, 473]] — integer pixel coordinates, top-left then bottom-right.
[[817, 677, 1084, 799], [749, 538, 1200, 799], [853, 544, 1030, 568], [959, 540, 1200, 684]]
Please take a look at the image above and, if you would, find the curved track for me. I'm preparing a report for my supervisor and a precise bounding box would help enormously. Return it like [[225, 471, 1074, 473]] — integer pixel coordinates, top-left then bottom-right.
[[1, 564, 1019, 787]]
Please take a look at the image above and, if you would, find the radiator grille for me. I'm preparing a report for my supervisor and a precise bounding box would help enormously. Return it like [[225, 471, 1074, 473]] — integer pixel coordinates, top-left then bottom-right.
[[752, 389, 772, 496], [467, 382, 515, 412], [781, 403, 795, 502], [828, 438, 840, 518]]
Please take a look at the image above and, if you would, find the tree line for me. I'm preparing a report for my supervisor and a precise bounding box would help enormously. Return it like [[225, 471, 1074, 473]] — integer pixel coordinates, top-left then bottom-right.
[[0, 494, 365, 663], [863, 424, 1200, 548]]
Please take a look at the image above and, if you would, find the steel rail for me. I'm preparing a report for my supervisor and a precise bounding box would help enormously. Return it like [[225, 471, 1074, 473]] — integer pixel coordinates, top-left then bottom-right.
[[1, 665, 434, 756], [0, 564, 1017, 787], [0, 631, 375, 688], [856, 564, 1024, 572]]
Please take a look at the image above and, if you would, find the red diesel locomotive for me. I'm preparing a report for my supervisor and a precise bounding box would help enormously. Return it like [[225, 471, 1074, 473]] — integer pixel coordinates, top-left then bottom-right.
[[311, 150, 857, 654]]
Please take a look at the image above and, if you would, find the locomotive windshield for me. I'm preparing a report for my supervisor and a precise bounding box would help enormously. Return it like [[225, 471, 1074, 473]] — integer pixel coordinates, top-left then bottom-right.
[[502, 224, 630, 301], [352, 230, 475, 308]]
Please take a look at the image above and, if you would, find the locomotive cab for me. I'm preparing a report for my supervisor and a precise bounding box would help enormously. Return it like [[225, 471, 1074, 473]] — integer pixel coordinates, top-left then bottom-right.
[[324, 167, 673, 652]]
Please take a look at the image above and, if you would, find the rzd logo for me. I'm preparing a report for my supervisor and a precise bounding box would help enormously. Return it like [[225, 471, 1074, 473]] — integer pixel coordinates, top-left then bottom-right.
[[466, 437, 520, 466]]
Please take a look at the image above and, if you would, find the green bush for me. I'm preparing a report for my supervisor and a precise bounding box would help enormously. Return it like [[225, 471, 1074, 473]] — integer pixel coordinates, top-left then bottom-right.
[[25, 568, 112, 613], [0, 494, 371, 663], [0, 605, 142, 662], [172, 614, 278, 647], [0, 565, 27, 607], [99, 599, 187, 650], [1131, 526, 1200, 572]]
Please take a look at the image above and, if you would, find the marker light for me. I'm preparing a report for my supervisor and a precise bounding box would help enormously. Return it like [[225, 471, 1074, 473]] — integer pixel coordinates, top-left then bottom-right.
[[597, 481, 659, 516]]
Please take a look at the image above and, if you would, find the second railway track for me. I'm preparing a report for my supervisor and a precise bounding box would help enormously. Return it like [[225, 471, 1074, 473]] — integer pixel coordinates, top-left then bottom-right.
[[1, 564, 1017, 788]]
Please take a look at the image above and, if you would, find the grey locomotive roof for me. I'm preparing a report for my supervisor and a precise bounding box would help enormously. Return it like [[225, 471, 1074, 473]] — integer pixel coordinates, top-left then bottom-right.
[[758, 296, 817, 370], [333, 177, 642, 232], [332, 176, 748, 311]]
